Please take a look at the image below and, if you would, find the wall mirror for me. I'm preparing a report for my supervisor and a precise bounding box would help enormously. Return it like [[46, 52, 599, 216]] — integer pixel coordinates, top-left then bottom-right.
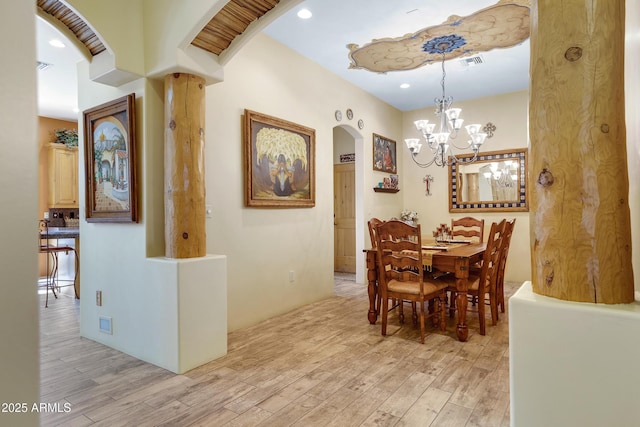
[[449, 148, 528, 212]]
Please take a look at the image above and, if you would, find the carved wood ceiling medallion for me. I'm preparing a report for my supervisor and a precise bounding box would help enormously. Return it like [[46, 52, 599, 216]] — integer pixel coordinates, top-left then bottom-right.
[[347, 0, 531, 73]]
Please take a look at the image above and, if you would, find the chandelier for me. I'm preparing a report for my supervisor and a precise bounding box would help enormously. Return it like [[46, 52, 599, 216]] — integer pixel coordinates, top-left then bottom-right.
[[484, 160, 518, 188], [404, 35, 492, 168]]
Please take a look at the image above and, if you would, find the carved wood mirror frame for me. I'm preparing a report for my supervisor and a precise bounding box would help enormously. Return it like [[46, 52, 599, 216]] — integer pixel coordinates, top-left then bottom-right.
[[449, 148, 529, 213]]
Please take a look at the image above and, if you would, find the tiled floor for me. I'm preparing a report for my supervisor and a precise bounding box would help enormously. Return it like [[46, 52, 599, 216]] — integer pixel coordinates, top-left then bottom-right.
[[39, 273, 516, 426]]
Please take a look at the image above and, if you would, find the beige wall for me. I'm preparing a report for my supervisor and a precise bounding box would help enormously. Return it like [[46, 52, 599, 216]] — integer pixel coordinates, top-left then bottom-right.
[[207, 33, 402, 331], [401, 90, 532, 283], [37, 0, 640, 376], [74, 26, 402, 364], [626, 1, 640, 289], [0, 1, 39, 425]]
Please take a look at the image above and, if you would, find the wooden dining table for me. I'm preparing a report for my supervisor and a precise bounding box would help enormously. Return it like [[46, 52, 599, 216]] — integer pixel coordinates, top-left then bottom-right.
[[365, 242, 486, 342]]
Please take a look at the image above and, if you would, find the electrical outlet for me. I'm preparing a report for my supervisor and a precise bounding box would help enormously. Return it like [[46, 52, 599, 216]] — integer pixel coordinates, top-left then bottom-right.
[[96, 290, 102, 306], [43, 212, 49, 219]]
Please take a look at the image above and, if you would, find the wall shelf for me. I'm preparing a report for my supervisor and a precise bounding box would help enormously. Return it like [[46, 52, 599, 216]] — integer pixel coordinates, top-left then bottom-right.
[[373, 187, 399, 193]]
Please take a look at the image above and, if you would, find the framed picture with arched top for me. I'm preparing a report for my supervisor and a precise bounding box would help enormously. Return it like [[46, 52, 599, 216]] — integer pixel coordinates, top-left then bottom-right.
[[83, 94, 137, 223]]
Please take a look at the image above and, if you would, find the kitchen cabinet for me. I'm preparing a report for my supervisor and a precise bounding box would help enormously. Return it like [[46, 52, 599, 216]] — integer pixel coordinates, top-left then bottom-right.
[[48, 143, 78, 208]]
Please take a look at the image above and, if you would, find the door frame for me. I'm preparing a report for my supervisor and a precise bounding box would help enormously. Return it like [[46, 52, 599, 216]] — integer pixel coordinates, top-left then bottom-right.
[[333, 124, 365, 284]]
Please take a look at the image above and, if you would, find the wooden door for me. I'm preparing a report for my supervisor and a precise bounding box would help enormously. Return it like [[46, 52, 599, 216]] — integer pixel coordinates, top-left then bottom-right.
[[334, 163, 356, 273]]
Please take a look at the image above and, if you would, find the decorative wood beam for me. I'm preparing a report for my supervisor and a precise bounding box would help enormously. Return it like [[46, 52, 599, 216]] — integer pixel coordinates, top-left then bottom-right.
[[529, 0, 634, 303], [164, 73, 206, 258]]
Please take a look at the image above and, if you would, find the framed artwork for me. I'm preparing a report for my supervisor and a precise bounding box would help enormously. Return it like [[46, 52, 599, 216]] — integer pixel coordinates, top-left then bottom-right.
[[83, 94, 137, 222], [243, 109, 316, 208], [373, 133, 397, 173], [389, 174, 399, 189]]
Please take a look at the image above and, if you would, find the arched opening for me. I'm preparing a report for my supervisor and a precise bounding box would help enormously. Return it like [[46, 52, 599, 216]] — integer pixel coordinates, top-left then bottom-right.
[[333, 124, 365, 284]]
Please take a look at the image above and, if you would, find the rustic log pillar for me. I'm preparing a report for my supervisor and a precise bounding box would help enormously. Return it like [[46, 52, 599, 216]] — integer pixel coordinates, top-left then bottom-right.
[[465, 173, 479, 202], [529, 0, 634, 303], [164, 73, 206, 258]]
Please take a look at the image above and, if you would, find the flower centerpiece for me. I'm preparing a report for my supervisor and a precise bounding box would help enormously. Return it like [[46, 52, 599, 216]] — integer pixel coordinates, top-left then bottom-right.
[[400, 209, 418, 225]]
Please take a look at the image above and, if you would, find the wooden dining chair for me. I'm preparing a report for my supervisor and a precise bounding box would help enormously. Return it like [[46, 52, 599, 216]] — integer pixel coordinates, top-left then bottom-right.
[[496, 218, 516, 315], [440, 219, 506, 335], [451, 216, 485, 242], [368, 217, 387, 316], [375, 220, 448, 344], [367, 217, 384, 250], [39, 220, 78, 308]]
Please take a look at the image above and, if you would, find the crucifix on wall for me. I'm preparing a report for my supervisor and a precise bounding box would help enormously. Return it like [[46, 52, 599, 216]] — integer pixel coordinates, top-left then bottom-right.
[[423, 174, 434, 196]]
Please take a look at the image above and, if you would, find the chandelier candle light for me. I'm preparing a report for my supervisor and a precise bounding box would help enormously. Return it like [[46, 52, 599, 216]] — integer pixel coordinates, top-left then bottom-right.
[[405, 34, 491, 167]]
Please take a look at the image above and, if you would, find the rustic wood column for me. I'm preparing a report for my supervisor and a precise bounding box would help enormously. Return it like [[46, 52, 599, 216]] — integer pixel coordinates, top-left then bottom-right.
[[529, 0, 634, 303], [164, 73, 206, 258], [465, 173, 479, 202]]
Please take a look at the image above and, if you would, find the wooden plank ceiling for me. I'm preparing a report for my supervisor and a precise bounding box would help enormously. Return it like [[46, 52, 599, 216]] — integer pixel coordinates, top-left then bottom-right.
[[37, 0, 280, 58], [192, 0, 280, 55], [37, 0, 106, 56]]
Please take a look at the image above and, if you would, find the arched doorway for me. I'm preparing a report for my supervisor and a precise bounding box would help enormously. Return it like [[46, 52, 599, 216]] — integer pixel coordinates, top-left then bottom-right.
[[333, 124, 365, 283]]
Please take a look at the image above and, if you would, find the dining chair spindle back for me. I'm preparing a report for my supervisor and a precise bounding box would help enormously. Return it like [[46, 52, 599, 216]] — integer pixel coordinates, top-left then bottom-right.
[[375, 220, 448, 343], [496, 218, 516, 315]]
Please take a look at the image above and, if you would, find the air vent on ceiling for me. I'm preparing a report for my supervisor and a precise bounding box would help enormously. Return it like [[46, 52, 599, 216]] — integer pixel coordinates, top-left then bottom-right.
[[459, 55, 484, 68], [37, 61, 52, 71]]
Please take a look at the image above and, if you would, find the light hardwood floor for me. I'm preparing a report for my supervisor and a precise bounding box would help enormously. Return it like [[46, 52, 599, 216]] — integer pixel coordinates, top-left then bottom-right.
[[39, 274, 517, 426]]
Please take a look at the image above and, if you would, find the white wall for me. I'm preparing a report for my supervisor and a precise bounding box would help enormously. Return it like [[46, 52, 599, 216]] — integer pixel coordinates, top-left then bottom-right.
[[0, 1, 39, 425], [510, 283, 640, 427], [75, 69, 161, 361], [401, 90, 531, 283]]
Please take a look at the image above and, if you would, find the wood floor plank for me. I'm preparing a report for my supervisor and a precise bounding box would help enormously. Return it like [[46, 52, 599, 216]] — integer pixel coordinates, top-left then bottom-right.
[[291, 387, 361, 425], [430, 402, 473, 427], [377, 371, 438, 418], [257, 372, 330, 413], [327, 386, 392, 427], [398, 386, 451, 426], [360, 409, 401, 426], [466, 391, 510, 427], [38, 274, 520, 426], [256, 394, 322, 427]]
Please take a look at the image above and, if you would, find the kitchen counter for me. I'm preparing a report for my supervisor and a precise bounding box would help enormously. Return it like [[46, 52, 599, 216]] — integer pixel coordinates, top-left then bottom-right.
[[41, 226, 79, 239]]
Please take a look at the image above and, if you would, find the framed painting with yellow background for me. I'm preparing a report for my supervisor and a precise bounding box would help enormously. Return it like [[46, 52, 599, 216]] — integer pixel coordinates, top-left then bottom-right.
[[83, 94, 137, 222], [372, 133, 397, 173], [243, 109, 316, 208]]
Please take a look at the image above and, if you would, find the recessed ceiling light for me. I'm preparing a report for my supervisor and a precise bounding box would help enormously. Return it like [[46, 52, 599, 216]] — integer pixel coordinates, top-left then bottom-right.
[[400, 83, 410, 89], [49, 39, 66, 48], [297, 8, 312, 19]]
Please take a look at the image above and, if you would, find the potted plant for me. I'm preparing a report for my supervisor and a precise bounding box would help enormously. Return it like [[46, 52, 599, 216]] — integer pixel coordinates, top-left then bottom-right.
[[52, 128, 78, 148]]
